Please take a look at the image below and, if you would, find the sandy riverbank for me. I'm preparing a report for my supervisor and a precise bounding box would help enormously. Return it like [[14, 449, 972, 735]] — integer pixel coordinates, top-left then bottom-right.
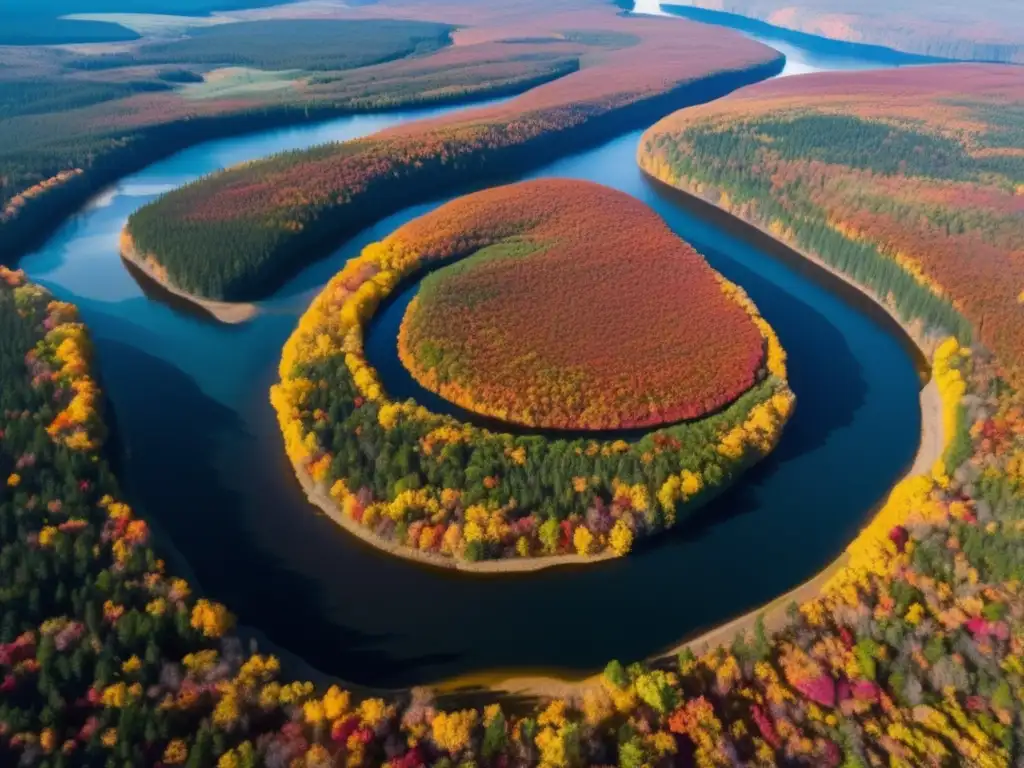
[[119, 229, 259, 324], [290, 459, 620, 574], [288, 397, 786, 575]]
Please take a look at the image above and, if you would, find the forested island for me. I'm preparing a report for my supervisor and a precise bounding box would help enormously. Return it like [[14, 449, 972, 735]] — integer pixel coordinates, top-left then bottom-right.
[[271, 180, 793, 568], [121, 13, 782, 303], [398, 183, 769, 431]]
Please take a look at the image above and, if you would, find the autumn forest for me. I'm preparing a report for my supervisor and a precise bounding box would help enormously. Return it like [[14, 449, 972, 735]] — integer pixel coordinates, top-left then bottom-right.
[[271, 179, 793, 566], [2, 0, 1024, 766]]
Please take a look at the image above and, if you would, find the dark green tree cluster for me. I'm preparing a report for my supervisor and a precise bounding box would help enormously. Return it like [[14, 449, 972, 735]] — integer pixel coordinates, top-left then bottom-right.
[[68, 20, 455, 73], [0, 79, 170, 120], [293, 343, 778, 559], [0, 24, 593, 266]]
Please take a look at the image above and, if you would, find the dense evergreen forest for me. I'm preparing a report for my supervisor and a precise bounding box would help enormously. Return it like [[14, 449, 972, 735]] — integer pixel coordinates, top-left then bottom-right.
[[0, 272, 247, 766], [0, 79, 171, 120], [67, 20, 455, 73], [0, 26, 585, 264], [651, 116, 974, 343]]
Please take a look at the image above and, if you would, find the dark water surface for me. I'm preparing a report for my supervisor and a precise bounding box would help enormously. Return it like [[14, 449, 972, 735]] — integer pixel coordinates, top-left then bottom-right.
[[19, 20, 928, 686]]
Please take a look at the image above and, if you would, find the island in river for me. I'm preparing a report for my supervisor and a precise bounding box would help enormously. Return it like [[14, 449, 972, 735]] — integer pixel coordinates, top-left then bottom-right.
[[272, 179, 794, 570]]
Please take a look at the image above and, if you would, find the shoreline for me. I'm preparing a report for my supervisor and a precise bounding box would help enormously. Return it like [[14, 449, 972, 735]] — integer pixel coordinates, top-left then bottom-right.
[[431, 172, 946, 701], [640, 170, 935, 374], [118, 56, 785, 314], [456, 375, 942, 702], [290, 446, 769, 577], [663, 376, 942, 655], [290, 458, 619, 574], [116, 107, 941, 705], [4, 83, 562, 269], [119, 229, 259, 324], [120, 161, 942, 703]]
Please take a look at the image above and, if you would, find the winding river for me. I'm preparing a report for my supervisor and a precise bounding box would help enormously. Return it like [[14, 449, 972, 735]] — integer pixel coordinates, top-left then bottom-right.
[[18, 10, 934, 687]]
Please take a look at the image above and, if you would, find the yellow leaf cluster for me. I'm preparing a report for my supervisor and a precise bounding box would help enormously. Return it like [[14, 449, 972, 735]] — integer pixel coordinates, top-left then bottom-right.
[[190, 599, 233, 638], [609, 519, 633, 556], [162, 740, 188, 765], [432, 712, 479, 753]]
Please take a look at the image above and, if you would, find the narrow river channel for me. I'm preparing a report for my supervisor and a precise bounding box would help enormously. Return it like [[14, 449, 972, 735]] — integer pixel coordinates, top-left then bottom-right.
[[18, 10, 932, 687]]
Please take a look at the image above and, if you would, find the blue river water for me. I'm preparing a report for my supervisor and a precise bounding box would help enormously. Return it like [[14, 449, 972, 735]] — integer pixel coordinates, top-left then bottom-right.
[[18, 14, 927, 686]]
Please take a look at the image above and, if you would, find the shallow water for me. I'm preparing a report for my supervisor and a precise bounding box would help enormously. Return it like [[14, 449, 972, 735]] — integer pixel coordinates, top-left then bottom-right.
[[19, 18, 928, 686]]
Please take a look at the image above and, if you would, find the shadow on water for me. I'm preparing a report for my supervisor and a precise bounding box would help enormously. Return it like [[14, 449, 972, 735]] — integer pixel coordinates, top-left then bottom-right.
[[121, 256, 230, 329], [645, 177, 930, 378], [95, 333, 462, 684], [50, 157, 914, 687]]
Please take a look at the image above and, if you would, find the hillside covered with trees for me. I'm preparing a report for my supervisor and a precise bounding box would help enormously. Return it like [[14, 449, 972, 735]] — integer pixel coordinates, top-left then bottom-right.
[[122, 13, 782, 302], [0, 13, 588, 264], [663, 0, 1024, 63], [4, 3, 1024, 767], [640, 64, 1024, 372]]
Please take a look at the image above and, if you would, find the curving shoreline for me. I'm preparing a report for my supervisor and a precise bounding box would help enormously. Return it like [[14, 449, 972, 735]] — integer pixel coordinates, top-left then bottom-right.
[[124, 53, 785, 305], [432, 173, 946, 700], [27, 107, 944, 714], [639, 170, 936, 371], [290, 459, 617, 574], [287, 449, 764, 576], [27, 45, 946, 710], [271, 179, 795, 573], [464, 361, 943, 701], [94, 137, 937, 699], [119, 229, 259, 324]]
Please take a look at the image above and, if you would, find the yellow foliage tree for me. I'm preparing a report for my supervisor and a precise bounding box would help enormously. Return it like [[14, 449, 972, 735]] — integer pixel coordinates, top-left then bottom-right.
[[431, 710, 478, 753], [573, 526, 594, 556], [609, 519, 633, 556]]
